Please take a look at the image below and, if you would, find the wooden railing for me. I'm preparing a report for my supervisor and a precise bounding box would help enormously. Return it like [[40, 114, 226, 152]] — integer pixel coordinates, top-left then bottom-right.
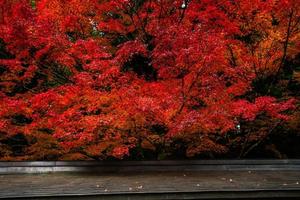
[[1, 159, 300, 174]]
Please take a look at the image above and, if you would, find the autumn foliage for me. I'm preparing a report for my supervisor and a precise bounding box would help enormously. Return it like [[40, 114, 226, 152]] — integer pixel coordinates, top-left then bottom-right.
[[0, 0, 299, 160]]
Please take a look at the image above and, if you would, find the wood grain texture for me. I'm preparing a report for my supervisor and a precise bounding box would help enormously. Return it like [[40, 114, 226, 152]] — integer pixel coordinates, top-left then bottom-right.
[[1, 160, 300, 174], [1, 170, 300, 199]]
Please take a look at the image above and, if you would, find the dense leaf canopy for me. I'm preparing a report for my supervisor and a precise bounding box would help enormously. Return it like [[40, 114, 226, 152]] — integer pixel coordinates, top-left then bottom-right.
[[0, 0, 299, 160]]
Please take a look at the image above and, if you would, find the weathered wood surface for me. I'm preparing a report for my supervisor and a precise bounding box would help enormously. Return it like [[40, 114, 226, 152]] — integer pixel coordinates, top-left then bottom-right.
[[1, 159, 300, 174], [1, 170, 300, 199], [0, 160, 300, 199]]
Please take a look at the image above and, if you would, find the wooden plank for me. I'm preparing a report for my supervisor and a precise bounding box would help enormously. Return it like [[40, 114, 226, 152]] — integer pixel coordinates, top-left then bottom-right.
[[0, 170, 300, 199], [1, 159, 300, 167], [1, 160, 300, 174]]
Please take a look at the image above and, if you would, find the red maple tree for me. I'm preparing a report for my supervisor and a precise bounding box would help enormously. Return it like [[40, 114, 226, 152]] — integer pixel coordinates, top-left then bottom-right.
[[0, 0, 299, 160]]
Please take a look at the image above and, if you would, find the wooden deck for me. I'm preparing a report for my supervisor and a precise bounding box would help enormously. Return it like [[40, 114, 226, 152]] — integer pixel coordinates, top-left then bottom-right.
[[0, 160, 300, 199]]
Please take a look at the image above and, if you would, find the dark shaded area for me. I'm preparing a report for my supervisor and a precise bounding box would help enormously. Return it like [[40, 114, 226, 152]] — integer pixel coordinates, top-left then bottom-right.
[[240, 134, 300, 159], [11, 114, 33, 126], [110, 32, 136, 47], [122, 54, 157, 81], [251, 75, 280, 96], [0, 39, 14, 59], [287, 54, 300, 94], [2, 133, 29, 156], [150, 124, 168, 135], [234, 30, 262, 45], [0, 65, 6, 75], [9, 74, 39, 96]]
